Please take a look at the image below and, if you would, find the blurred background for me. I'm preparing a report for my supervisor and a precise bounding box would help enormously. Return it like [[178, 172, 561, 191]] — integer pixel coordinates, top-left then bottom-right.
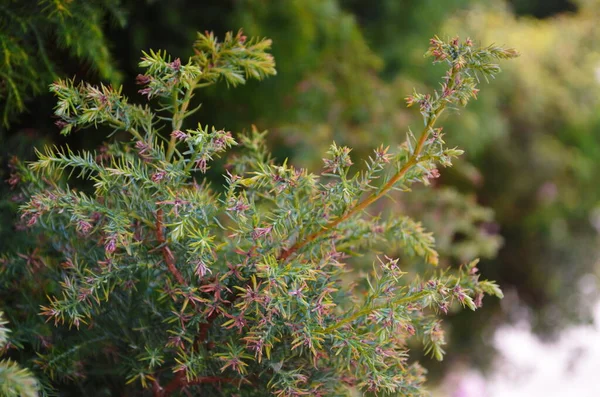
[[2, 0, 600, 395]]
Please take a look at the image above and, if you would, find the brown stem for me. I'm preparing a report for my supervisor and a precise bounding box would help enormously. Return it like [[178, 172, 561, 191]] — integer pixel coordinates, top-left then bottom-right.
[[161, 372, 236, 397], [156, 209, 186, 285], [197, 310, 220, 348], [152, 378, 163, 397]]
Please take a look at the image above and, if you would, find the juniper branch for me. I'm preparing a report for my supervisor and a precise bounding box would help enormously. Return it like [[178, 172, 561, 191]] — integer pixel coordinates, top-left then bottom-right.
[[155, 209, 186, 285], [279, 68, 459, 261]]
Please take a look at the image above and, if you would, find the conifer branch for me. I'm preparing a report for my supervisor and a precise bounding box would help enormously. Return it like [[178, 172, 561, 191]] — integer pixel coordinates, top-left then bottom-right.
[[322, 290, 430, 333], [166, 79, 198, 161], [155, 209, 186, 285], [279, 68, 458, 261]]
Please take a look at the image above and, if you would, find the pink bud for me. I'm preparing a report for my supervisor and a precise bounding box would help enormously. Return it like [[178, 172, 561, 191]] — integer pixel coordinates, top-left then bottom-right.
[[170, 58, 182, 71], [171, 130, 188, 140], [136, 74, 151, 85], [151, 171, 166, 183], [105, 236, 117, 254]]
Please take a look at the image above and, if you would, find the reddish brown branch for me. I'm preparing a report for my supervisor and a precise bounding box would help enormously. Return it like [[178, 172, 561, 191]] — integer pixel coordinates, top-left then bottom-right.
[[187, 376, 236, 386], [152, 378, 163, 397], [156, 209, 186, 285], [197, 310, 220, 348], [161, 372, 236, 397], [152, 218, 240, 396]]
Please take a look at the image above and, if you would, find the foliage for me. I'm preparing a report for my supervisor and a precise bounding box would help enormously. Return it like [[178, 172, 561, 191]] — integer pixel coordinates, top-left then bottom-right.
[[0, 311, 40, 397], [0, 0, 126, 127], [4, 32, 515, 396], [230, 0, 384, 130]]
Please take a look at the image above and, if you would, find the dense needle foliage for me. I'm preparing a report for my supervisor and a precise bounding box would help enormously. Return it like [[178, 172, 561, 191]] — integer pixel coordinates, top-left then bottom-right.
[[0, 0, 126, 127], [0, 311, 38, 397], [4, 32, 515, 396]]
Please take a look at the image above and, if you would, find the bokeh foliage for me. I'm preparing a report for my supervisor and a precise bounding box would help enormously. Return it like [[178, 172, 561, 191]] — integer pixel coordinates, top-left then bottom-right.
[[0, 0, 126, 127]]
